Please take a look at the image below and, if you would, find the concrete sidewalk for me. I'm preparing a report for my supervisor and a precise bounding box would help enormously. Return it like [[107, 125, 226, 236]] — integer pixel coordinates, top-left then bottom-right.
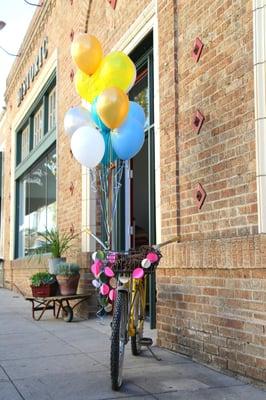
[[0, 288, 265, 400]]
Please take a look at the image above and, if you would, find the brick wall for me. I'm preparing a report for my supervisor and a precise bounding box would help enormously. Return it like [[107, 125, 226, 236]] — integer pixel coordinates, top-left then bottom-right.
[[177, 0, 255, 240], [156, 0, 265, 385], [157, 237, 266, 382]]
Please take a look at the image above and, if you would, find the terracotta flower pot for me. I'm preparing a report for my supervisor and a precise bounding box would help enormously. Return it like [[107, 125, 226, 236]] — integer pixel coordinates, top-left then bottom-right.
[[57, 274, 80, 295]]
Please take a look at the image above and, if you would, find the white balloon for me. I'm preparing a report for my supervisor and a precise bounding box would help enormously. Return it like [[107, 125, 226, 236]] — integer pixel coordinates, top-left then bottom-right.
[[71, 125, 105, 168], [64, 106, 92, 138]]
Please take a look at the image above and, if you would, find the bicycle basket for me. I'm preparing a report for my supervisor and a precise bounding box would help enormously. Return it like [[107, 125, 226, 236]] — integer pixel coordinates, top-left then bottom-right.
[[111, 246, 162, 275]]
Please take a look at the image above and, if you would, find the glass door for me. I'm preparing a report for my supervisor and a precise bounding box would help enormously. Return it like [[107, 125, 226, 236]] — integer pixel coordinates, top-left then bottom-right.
[[115, 32, 157, 327]]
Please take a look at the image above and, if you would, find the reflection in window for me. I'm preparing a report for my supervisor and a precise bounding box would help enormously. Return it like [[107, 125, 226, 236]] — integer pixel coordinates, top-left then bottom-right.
[[18, 147, 56, 257], [33, 105, 44, 147], [130, 64, 149, 129], [48, 87, 56, 131]]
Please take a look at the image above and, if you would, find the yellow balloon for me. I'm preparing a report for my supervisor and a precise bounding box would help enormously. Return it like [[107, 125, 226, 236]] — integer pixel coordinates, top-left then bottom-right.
[[98, 52, 136, 93], [74, 69, 105, 103], [97, 87, 129, 129], [71, 34, 103, 76]]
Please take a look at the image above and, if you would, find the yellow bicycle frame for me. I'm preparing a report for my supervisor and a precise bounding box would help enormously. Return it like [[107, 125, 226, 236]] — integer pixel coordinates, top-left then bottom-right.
[[128, 276, 147, 337]]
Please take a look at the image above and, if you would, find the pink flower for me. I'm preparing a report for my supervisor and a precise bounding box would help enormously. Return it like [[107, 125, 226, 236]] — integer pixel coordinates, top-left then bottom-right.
[[91, 260, 102, 277], [100, 283, 110, 296], [107, 252, 117, 264], [104, 267, 115, 278], [109, 289, 117, 301], [132, 267, 144, 279], [146, 252, 159, 263]]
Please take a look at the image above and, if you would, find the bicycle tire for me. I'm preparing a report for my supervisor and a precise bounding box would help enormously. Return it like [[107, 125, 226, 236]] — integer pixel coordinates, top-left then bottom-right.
[[110, 291, 128, 391], [131, 288, 144, 356]]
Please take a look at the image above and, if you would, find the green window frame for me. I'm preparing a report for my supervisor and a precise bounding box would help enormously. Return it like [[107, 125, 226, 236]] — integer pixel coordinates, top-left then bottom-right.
[[16, 70, 56, 172], [14, 70, 57, 259]]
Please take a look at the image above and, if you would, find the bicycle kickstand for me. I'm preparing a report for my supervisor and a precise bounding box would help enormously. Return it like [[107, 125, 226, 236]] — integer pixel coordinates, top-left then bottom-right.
[[139, 338, 162, 361]]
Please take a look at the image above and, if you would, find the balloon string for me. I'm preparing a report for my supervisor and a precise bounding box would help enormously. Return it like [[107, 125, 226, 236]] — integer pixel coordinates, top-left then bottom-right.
[[89, 160, 125, 251]]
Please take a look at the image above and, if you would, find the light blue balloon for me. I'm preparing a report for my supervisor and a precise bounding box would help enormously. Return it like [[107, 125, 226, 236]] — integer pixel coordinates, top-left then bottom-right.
[[129, 101, 145, 126], [91, 97, 110, 134], [111, 115, 144, 160]]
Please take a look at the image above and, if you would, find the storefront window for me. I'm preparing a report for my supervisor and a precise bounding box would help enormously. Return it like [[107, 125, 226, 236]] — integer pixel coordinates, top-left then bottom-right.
[[17, 147, 56, 257]]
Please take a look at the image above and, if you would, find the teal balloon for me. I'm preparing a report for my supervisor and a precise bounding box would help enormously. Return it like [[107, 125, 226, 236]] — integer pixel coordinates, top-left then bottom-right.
[[91, 97, 110, 134], [101, 132, 118, 165], [129, 101, 145, 126], [111, 115, 144, 160]]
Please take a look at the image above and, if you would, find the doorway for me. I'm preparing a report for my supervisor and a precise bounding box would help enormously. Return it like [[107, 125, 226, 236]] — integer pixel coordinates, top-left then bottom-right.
[[115, 32, 157, 327]]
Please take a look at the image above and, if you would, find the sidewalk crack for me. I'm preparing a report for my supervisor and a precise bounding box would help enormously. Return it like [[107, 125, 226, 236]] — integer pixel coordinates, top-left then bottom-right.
[[0, 365, 26, 400]]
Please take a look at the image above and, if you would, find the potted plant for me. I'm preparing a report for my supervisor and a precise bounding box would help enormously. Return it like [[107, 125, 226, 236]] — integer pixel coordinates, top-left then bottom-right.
[[30, 272, 57, 297], [55, 263, 80, 296], [32, 228, 78, 274]]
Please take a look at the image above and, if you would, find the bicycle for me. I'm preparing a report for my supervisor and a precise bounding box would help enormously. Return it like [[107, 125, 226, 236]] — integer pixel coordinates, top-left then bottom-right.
[[109, 246, 162, 391]]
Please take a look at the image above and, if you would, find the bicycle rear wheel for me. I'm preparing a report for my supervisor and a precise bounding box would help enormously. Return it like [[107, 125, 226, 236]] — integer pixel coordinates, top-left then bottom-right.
[[110, 291, 128, 390], [131, 285, 145, 355]]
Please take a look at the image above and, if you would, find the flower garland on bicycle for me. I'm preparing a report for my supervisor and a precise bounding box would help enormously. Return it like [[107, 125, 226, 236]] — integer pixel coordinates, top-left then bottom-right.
[[90, 247, 162, 315]]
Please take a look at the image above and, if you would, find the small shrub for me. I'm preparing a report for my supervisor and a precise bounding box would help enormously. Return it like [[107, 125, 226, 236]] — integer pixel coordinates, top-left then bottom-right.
[[30, 272, 55, 287]]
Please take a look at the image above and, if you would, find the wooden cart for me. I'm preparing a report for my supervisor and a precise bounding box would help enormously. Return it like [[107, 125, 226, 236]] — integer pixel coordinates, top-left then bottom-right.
[[25, 293, 91, 322]]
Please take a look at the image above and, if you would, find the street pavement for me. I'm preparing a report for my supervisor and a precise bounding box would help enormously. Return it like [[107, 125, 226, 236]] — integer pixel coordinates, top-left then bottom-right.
[[0, 288, 265, 400]]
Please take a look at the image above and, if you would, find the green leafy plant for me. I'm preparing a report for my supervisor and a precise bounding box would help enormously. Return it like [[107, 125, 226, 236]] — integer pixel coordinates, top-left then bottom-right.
[[30, 272, 55, 287], [54, 263, 80, 277], [32, 228, 78, 259]]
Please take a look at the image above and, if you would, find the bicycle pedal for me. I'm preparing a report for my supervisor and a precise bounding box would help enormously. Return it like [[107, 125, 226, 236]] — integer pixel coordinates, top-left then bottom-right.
[[139, 337, 153, 347]]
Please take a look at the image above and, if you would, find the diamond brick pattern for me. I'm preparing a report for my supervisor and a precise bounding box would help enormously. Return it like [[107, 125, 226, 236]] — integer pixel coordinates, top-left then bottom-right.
[[192, 110, 205, 134], [192, 37, 204, 62], [195, 183, 206, 209]]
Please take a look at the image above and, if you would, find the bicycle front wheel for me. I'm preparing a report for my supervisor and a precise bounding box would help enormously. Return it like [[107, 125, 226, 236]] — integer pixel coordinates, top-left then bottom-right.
[[110, 291, 128, 391]]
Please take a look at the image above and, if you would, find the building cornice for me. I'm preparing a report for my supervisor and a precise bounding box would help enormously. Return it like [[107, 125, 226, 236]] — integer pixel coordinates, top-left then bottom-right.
[[5, 0, 56, 104]]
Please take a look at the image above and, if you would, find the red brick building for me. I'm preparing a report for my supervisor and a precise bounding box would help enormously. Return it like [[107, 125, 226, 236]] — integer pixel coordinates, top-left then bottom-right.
[[0, 0, 265, 384]]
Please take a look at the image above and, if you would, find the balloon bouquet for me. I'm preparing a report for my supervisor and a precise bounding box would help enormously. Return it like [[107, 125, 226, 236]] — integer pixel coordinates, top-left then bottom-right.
[[64, 33, 145, 249], [64, 34, 147, 314]]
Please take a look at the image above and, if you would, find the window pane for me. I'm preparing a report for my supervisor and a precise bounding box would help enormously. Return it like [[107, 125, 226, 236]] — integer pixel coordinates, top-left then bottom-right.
[[21, 126, 29, 161], [29, 158, 47, 250], [130, 63, 149, 128], [18, 174, 31, 257], [46, 148, 56, 230], [17, 147, 56, 257], [33, 105, 44, 147], [48, 88, 56, 131]]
